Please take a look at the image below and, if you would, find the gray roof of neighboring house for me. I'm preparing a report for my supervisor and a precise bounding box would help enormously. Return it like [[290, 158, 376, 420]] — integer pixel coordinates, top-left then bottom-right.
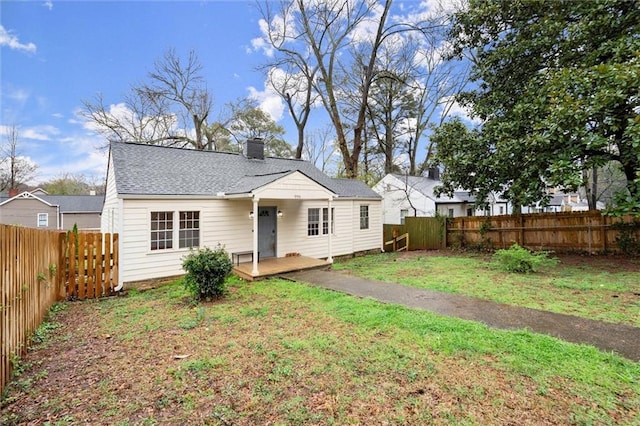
[[110, 142, 380, 199], [41, 195, 104, 213], [0, 194, 103, 212], [389, 174, 506, 204], [391, 174, 474, 203]]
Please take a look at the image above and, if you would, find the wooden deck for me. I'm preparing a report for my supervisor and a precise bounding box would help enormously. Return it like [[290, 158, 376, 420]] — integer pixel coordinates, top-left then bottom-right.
[[233, 255, 331, 281]]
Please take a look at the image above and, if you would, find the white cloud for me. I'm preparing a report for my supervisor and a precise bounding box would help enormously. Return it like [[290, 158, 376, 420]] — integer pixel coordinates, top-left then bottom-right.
[[247, 84, 285, 122], [0, 25, 37, 53], [4, 86, 30, 105], [33, 135, 108, 184], [43, 1, 53, 11], [349, 3, 386, 45], [251, 9, 299, 58], [441, 95, 482, 124], [21, 125, 61, 141]]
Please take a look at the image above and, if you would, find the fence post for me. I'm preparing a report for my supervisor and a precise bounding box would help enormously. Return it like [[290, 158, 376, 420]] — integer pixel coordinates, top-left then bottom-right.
[[602, 214, 607, 252], [519, 215, 525, 246]]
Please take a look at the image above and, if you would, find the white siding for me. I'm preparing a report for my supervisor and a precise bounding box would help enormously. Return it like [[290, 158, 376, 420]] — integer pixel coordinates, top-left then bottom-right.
[[101, 157, 120, 233], [350, 201, 383, 252], [255, 171, 334, 200], [374, 175, 436, 224], [120, 198, 255, 283], [119, 197, 382, 284]]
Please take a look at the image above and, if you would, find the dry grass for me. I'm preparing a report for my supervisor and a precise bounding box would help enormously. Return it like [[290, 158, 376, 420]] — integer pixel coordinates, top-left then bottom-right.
[[2, 277, 638, 425]]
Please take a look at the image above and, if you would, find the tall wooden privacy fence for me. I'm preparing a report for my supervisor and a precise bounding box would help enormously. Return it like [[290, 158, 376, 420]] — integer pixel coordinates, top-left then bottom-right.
[[384, 211, 638, 253], [1, 224, 119, 394], [447, 211, 637, 252]]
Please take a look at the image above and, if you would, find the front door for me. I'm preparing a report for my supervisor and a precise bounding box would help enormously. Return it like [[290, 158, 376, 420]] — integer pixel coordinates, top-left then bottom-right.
[[258, 206, 277, 258]]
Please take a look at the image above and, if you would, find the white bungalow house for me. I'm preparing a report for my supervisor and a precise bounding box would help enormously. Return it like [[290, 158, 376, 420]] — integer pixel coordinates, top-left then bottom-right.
[[372, 173, 510, 224], [102, 140, 382, 285]]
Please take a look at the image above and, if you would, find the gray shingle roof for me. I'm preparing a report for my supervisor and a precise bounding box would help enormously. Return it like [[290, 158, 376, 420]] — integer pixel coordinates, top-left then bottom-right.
[[390, 174, 494, 203], [41, 195, 104, 213], [111, 142, 380, 199], [0, 193, 103, 212]]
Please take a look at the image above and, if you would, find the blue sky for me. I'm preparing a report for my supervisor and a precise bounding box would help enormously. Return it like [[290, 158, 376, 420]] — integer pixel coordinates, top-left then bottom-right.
[[1, 0, 277, 184], [2, 0, 467, 186]]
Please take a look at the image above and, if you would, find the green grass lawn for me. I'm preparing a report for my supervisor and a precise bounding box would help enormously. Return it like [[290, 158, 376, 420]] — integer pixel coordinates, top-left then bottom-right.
[[332, 252, 640, 326], [2, 277, 639, 425]]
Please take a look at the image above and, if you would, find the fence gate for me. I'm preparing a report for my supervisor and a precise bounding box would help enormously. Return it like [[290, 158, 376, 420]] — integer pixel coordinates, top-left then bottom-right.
[[61, 232, 119, 300], [383, 217, 446, 251]]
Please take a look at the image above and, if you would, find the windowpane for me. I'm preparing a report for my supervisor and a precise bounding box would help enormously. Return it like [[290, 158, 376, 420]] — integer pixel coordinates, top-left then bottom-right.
[[308, 208, 319, 236], [322, 208, 329, 235], [179, 211, 200, 248], [150, 211, 173, 251], [360, 205, 369, 230], [37, 213, 48, 227]]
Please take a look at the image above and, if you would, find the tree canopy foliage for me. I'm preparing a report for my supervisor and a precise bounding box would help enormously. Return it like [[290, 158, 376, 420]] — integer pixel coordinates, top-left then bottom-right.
[[434, 0, 640, 214], [39, 173, 105, 195]]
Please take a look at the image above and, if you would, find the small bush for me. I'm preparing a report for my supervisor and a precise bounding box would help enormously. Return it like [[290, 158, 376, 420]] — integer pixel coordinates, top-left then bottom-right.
[[611, 221, 640, 255], [182, 245, 233, 300], [492, 243, 558, 273]]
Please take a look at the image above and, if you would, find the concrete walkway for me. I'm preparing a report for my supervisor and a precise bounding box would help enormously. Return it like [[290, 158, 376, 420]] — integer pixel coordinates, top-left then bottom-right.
[[282, 269, 640, 362]]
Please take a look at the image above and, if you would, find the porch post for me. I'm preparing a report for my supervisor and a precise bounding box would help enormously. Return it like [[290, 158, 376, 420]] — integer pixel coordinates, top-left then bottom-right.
[[252, 197, 259, 275], [327, 197, 333, 263]]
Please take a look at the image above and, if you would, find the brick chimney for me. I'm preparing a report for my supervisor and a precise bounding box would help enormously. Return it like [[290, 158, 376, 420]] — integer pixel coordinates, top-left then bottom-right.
[[244, 138, 265, 160], [8, 188, 19, 197]]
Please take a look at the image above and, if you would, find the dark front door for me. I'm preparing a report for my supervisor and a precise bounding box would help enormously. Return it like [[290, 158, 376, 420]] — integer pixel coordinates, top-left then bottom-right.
[[258, 207, 277, 258]]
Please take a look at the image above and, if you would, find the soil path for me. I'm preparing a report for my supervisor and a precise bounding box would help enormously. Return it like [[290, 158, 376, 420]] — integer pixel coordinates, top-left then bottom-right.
[[283, 269, 640, 361]]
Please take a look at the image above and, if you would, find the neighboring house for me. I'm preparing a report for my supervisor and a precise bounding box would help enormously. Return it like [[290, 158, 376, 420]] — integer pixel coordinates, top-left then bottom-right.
[[522, 192, 605, 213], [102, 140, 382, 285], [372, 173, 510, 224], [0, 190, 104, 230]]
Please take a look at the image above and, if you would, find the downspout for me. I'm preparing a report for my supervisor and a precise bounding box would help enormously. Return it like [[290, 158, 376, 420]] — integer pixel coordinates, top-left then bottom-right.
[[252, 197, 259, 276], [113, 197, 125, 292], [327, 197, 333, 263]]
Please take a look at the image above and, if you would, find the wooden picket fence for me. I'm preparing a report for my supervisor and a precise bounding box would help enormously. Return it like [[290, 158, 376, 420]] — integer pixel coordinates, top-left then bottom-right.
[[1, 224, 118, 394], [62, 231, 119, 300]]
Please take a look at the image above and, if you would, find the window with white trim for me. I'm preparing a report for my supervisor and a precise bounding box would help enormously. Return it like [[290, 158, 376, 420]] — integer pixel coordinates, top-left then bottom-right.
[[179, 211, 200, 248], [400, 209, 408, 225], [151, 211, 173, 250], [360, 205, 369, 230], [322, 207, 334, 235], [151, 210, 201, 251], [37, 213, 48, 227], [308, 208, 320, 236]]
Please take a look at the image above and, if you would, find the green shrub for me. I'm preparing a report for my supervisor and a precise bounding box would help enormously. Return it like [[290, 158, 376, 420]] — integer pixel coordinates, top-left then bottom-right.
[[611, 221, 640, 255], [492, 243, 558, 273], [182, 246, 233, 300]]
